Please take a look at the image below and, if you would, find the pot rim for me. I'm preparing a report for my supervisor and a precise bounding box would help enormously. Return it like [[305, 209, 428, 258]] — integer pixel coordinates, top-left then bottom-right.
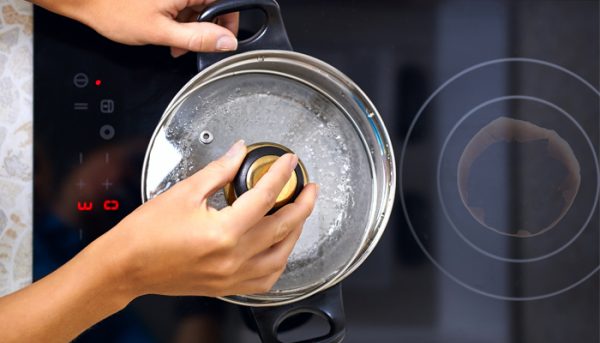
[[141, 50, 396, 307]]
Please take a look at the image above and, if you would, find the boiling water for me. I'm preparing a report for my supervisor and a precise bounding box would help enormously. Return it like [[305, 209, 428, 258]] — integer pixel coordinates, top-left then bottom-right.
[[145, 73, 373, 293]]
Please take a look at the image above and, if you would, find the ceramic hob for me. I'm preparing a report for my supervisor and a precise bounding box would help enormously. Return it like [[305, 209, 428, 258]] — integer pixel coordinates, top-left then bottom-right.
[[34, 1, 599, 342]]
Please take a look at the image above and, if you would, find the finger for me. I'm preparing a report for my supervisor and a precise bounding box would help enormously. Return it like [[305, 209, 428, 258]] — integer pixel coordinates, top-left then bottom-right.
[[172, 0, 213, 12], [171, 12, 239, 58], [217, 12, 239, 36], [170, 8, 200, 57], [237, 222, 304, 282], [170, 46, 188, 58], [175, 7, 197, 22], [220, 273, 279, 296], [234, 216, 289, 260], [269, 183, 319, 229], [186, 4, 239, 35], [221, 154, 298, 231], [184, 140, 246, 199], [236, 183, 319, 258], [157, 19, 238, 53]]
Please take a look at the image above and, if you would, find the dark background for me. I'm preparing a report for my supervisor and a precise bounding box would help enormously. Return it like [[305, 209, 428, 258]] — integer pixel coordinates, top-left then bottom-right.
[[34, 1, 599, 342]]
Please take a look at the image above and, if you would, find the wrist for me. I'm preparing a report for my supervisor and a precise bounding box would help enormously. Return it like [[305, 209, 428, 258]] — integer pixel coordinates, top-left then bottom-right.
[[33, 0, 91, 25], [79, 226, 140, 312]]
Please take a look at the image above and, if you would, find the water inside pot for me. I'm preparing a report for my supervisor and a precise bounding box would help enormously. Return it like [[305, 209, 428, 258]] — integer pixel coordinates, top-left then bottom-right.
[[144, 73, 373, 294]]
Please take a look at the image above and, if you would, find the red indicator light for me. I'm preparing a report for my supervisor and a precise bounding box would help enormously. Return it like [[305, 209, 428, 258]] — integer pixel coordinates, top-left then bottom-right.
[[103, 200, 120, 211], [95, 79, 102, 86], [77, 201, 93, 211]]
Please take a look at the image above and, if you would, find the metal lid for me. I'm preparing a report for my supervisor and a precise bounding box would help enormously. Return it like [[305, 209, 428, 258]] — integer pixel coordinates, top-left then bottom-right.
[[142, 51, 395, 306]]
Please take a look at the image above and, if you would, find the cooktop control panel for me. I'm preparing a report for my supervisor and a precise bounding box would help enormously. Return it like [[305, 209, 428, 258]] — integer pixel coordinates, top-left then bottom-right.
[[72, 73, 120, 217], [34, 8, 197, 250], [33, 7, 220, 342]]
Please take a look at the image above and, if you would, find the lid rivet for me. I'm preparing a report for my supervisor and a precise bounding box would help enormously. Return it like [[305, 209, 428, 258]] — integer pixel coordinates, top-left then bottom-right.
[[199, 130, 214, 144]]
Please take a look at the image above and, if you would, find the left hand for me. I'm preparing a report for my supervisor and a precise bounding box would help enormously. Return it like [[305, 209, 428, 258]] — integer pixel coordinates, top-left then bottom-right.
[[35, 0, 239, 57]]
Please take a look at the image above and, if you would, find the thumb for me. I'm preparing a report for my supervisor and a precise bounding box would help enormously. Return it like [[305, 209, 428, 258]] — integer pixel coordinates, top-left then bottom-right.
[[159, 20, 238, 53], [186, 140, 247, 200]]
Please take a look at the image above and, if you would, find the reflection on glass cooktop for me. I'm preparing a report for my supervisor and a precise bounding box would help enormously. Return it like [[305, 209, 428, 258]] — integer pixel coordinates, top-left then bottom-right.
[[34, 1, 599, 342], [401, 58, 599, 301]]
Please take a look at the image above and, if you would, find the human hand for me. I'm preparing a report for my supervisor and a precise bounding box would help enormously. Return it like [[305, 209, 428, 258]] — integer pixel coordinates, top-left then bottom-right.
[[105, 140, 318, 298], [0, 140, 316, 343], [35, 0, 239, 57]]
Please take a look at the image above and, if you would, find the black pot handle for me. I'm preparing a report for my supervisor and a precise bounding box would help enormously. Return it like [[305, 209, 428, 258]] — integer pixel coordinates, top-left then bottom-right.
[[250, 284, 346, 343], [197, 0, 292, 71]]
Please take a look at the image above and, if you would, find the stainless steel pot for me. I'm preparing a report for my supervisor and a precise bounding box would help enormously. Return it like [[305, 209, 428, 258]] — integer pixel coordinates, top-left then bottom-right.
[[141, 0, 395, 341]]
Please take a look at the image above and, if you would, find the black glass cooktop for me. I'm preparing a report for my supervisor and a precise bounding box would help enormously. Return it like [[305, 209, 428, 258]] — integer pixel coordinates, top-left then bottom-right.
[[34, 1, 599, 342]]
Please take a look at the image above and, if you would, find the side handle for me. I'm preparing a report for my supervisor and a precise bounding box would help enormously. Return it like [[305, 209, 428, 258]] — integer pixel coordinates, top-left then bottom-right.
[[250, 284, 346, 343], [197, 0, 292, 71]]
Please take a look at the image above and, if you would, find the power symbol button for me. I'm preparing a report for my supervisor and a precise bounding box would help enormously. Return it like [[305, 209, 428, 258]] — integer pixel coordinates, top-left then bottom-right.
[[73, 73, 89, 88]]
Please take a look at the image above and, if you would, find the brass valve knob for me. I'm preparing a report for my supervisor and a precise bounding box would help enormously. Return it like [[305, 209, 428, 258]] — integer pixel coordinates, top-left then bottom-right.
[[224, 142, 308, 213]]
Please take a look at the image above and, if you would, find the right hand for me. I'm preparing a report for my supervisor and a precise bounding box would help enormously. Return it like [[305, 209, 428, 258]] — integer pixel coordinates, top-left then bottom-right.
[[102, 140, 318, 298]]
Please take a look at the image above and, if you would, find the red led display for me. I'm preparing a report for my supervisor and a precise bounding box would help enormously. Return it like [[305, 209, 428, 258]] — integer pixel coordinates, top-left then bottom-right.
[[103, 200, 120, 211], [77, 200, 120, 211], [95, 79, 102, 86], [77, 201, 93, 211]]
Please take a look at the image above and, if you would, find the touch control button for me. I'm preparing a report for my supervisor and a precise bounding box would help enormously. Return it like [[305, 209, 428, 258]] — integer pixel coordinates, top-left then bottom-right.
[[101, 178, 113, 190], [100, 99, 115, 114], [74, 102, 89, 111], [73, 73, 89, 88], [99, 125, 115, 140]]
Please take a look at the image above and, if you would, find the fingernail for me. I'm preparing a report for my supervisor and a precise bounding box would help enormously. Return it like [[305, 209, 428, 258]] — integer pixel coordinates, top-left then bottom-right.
[[289, 154, 299, 170], [216, 36, 238, 51], [225, 140, 245, 159], [171, 49, 186, 58]]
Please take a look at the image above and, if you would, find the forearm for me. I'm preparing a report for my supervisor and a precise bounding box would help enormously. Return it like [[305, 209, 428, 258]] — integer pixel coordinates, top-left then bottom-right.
[[0, 232, 135, 343]]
